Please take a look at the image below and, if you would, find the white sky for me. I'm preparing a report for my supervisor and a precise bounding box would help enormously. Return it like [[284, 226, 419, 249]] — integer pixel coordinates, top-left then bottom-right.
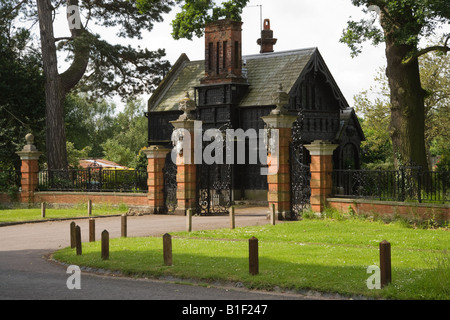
[[135, 0, 388, 108], [52, 0, 389, 110]]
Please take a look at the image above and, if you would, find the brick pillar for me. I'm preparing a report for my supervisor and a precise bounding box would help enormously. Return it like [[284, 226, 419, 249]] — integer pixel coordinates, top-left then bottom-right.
[[261, 85, 297, 220], [304, 140, 339, 213], [16, 134, 42, 204], [143, 145, 171, 214], [170, 119, 197, 216], [168, 93, 198, 216]]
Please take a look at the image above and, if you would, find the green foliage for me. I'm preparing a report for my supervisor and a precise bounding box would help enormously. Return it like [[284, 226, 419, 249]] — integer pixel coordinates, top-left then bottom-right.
[[354, 49, 449, 169], [65, 94, 117, 158], [0, 0, 45, 169], [62, 33, 171, 99], [138, 0, 250, 40], [341, 0, 450, 57], [66, 141, 91, 169], [65, 95, 148, 169], [101, 99, 149, 168]]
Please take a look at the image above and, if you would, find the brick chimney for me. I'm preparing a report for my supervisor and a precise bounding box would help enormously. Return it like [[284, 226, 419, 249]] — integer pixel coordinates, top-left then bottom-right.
[[257, 19, 277, 53], [201, 19, 246, 85]]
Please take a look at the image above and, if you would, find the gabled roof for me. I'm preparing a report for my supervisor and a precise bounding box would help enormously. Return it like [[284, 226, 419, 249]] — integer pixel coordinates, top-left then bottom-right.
[[148, 47, 350, 112], [336, 108, 366, 142], [240, 48, 316, 107]]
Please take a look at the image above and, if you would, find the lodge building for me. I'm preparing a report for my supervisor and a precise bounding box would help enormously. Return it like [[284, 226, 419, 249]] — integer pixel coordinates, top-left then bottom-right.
[[145, 19, 365, 218]]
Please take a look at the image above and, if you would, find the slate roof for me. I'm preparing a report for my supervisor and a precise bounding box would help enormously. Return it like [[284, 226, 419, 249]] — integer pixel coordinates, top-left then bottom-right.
[[148, 48, 318, 112]]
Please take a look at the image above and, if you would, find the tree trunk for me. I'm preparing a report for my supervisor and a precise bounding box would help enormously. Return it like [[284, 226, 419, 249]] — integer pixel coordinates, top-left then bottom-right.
[[37, 0, 68, 170], [37, 0, 90, 170], [384, 38, 429, 169]]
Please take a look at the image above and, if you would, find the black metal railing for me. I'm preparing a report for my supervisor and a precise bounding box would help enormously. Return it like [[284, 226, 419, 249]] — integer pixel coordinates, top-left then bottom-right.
[[38, 168, 148, 193], [332, 167, 449, 203]]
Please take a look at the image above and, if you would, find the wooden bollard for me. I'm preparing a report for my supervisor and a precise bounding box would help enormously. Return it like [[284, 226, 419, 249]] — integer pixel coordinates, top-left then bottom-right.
[[186, 209, 192, 232], [87, 199, 92, 216], [121, 214, 127, 238], [380, 240, 392, 288], [229, 206, 235, 229], [89, 218, 95, 242], [163, 233, 172, 266], [41, 202, 46, 218], [270, 204, 276, 225], [249, 237, 259, 275], [70, 222, 76, 248], [101, 230, 109, 260], [75, 225, 82, 255]]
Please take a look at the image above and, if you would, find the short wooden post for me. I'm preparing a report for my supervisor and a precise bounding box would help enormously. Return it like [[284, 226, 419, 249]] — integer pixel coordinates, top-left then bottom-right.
[[163, 233, 172, 266], [75, 225, 82, 255], [89, 218, 95, 242], [70, 221, 76, 248], [41, 202, 46, 218], [270, 203, 276, 225], [186, 208, 192, 232], [380, 240, 392, 288], [229, 206, 235, 229], [101, 230, 109, 260], [121, 214, 127, 238], [249, 237, 259, 275], [87, 199, 92, 216]]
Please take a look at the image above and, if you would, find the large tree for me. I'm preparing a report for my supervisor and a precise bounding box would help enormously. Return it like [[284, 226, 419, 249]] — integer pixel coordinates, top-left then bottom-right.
[[32, 0, 174, 170], [0, 0, 45, 170], [340, 0, 449, 169], [19, 0, 249, 170], [354, 49, 450, 170]]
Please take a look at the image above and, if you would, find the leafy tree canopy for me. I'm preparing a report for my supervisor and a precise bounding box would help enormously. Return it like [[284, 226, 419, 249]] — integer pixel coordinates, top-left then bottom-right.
[[341, 0, 449, 59], [0, 0, 45, 169], [137, 0, 250, 40]]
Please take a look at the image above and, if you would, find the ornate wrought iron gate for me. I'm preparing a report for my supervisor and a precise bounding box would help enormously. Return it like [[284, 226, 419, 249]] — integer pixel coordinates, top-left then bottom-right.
[[290, 113, 311, 219], [163, 153, 177, 214], [196, 124, 233, 215], [197, 162, 232, 215]]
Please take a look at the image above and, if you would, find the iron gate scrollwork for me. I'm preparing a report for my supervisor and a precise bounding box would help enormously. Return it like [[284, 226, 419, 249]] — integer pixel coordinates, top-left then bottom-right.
[[163, 152, 177, 214], [290, 110, 311, 219], [197, 123, 233, 215]]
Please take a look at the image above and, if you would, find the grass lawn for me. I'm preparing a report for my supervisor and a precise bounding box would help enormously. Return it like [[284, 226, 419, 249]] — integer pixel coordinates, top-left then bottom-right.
[[0, 204, 127, 223], [52, 217, 449, 300]]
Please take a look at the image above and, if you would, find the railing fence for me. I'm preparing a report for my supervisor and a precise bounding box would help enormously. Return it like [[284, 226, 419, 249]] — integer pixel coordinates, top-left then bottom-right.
[[38, 168, 148, 193], [332, 167, 448, 203]]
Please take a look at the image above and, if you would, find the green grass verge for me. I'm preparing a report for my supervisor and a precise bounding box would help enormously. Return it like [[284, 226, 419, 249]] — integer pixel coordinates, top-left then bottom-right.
[[53, 218, 449, 300], [0, 203, 127, 223]]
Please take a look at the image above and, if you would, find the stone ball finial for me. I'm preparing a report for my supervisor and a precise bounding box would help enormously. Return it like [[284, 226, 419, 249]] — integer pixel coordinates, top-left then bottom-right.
[[271, 84, 289, 115], [25, 133, 34, 144], [178, 91, 196, 120], [22, 133, 37, 152]]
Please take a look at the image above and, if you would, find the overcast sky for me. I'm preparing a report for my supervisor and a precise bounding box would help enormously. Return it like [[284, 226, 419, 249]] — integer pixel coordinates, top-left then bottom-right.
[[51, 0, 421, 111]]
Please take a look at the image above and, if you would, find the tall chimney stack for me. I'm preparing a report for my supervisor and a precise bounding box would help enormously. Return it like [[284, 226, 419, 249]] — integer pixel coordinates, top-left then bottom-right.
[[257, 19, 277, 53], [201, 19, 246, 85]]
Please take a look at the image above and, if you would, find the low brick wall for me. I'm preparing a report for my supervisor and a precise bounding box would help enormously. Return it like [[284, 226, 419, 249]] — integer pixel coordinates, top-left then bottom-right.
[[34, 192, 149, 208], [0, 193, 15, 205], [328, 197, 449, 222]]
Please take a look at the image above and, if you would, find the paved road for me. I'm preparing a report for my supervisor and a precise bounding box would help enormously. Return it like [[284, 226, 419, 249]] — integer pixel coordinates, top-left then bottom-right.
[[0, 207, 335, 302]]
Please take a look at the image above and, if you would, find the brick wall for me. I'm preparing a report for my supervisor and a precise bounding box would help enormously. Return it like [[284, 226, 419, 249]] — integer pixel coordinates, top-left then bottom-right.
[[328, 198, 449, 222], [34, 192, 149, 208]]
